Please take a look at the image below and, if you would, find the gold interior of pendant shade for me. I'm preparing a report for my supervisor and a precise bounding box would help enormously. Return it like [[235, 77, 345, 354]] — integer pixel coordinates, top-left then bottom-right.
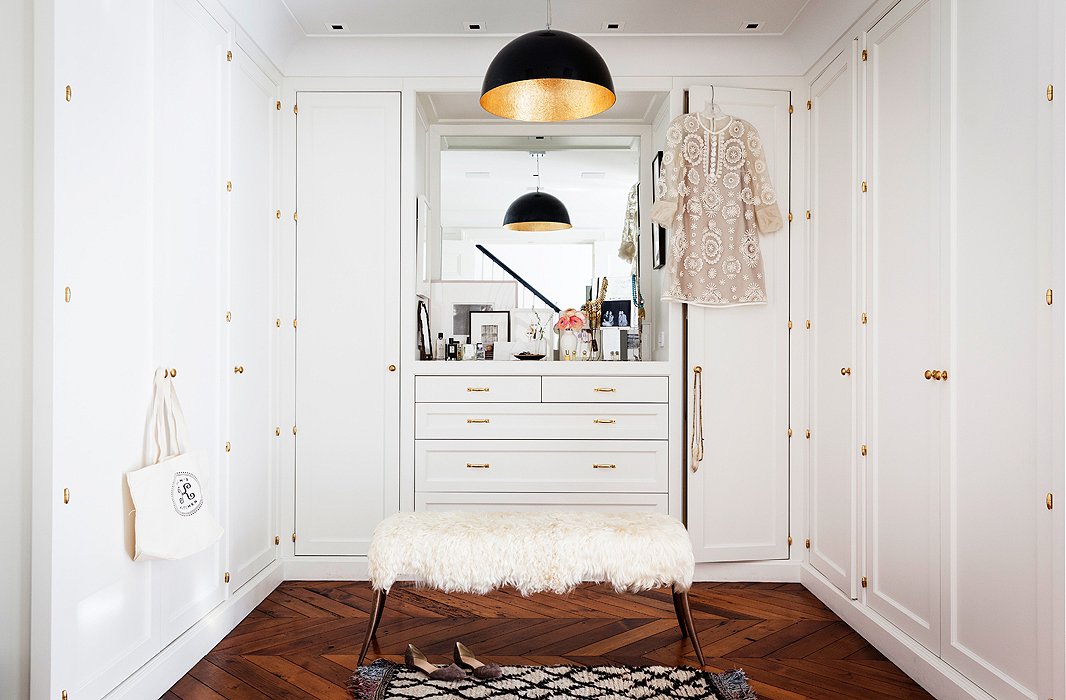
[[481, 78, 617, 122], [504, 220, 574, 232]]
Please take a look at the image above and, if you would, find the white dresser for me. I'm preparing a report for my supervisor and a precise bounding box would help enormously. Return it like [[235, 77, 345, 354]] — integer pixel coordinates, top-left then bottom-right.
[[413, 371, 673, 513]]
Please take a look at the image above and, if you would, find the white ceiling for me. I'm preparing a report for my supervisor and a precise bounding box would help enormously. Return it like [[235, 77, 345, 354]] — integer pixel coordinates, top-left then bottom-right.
[[281, 0, 811, 37]]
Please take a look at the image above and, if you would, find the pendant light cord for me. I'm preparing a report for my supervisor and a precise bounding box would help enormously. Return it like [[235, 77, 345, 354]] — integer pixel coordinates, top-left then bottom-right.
[[546, 0, 552, 29], [534, 152, 542, 192]]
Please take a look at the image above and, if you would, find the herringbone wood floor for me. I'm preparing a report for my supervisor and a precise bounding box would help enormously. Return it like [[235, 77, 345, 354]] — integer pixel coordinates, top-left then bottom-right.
[[164, 581, 933, 700]]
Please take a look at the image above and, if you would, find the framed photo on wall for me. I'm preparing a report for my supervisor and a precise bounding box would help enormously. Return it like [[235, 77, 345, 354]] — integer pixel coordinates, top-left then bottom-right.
[[651, 150, 667, 269]]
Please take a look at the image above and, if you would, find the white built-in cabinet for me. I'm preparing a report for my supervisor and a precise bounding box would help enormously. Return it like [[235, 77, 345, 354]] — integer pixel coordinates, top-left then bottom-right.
[[685, 86, 792, 563], [43, 0, 279, 697], [227, 46, 279, 592], [807, 44, 860, 599], [294, 92, 401, 555], [806, 0, 1056, 697]]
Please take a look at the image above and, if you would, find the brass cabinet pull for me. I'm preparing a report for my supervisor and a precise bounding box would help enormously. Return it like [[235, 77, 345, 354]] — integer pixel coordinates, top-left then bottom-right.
[[593, 419, 617, 424], [593, 463, 617, 469], [466, 463, 490, 469], [931, 370, 943, 381], [840, 367, 851, 376], [466, 418, 490, 424], [940, 370, 949, 381], [234, 365, 244, 374], [593, 387, 617, 392], [926, 369, 949, 381], [924, 370, 934, 380], [466, 387, 490, 392], [388, 364, 396, 372]]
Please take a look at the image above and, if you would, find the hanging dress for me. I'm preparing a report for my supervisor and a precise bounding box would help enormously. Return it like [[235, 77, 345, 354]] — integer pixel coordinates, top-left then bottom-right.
[[651, 113, 783, 307]]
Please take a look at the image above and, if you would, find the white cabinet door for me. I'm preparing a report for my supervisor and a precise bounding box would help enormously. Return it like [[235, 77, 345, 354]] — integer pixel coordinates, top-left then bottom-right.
[[943, 1, 1054, 697], [863, 0, 945, 654], [153, 0, 230, 646], [808, 47, 861, 598], [50, 1, 158, 697], [227, 46, 277, 591], [295, 92, 400, 555], [685, 86, 791, 562]]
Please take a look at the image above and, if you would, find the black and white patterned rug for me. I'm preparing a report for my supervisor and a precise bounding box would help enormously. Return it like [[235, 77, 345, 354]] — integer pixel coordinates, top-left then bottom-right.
[[349, 659, 757, 700]]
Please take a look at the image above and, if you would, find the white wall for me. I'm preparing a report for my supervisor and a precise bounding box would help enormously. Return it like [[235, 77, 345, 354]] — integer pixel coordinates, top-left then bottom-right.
[[0, 1, 33, 697]]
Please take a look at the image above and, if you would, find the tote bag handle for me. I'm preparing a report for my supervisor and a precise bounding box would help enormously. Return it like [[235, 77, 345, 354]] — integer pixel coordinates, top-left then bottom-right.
[[150, 367, 191, 463]]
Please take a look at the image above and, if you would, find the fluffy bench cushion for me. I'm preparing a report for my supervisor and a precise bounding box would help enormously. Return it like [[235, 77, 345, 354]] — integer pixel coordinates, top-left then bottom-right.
[[368, 511, 695, 595]]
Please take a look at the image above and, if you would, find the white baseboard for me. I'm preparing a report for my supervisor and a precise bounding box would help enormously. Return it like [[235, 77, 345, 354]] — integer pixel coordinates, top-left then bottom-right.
[[102, 560, 284, 700], [284, 555, 369, 580], [800, 565, 992, 700], [694, 560, 801, 582]]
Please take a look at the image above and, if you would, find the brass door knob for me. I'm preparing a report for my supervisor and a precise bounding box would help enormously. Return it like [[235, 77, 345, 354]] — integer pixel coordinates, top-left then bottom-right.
[[234, 365, 244, 374], [840, 367, 852, 376]]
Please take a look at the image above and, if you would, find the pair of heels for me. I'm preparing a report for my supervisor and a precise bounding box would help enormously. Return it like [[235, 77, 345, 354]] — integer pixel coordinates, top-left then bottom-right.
[[404, 642, 502, 681]]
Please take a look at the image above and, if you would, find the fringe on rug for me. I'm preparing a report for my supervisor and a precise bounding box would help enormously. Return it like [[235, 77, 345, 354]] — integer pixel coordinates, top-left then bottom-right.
[[707, 668, 759, 700]]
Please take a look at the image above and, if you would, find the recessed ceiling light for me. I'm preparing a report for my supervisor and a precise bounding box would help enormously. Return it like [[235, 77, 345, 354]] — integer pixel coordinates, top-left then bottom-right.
[[742, 22, 761, 30], [465, 22, 484, 32], [602, 21, 625, 32], [326, 22, 347, 32]]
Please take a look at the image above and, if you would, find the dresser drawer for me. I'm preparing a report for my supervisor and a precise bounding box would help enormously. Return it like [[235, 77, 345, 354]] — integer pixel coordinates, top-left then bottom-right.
[[541, 376, 668, 403], [415, 375, 541, 403], [416, 491, 668, 514], [416, 439, 668, 493], [415, 403, 669, 440]]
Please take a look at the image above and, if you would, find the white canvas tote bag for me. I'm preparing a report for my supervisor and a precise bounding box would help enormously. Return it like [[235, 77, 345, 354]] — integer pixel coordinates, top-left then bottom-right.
[[126, 368, 223, 560]]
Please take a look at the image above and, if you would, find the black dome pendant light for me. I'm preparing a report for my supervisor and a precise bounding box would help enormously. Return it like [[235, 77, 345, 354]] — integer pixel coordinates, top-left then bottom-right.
[[503, 152, 572, 232], [481, 0, 616, 122]]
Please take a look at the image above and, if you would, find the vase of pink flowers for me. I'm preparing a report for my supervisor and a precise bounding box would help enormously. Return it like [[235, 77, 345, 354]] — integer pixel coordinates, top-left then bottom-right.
[[555, 308, 586, 360]]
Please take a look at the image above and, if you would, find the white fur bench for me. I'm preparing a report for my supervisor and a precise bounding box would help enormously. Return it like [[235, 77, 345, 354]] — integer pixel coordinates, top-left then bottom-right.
[[358, 511, 704, 666]]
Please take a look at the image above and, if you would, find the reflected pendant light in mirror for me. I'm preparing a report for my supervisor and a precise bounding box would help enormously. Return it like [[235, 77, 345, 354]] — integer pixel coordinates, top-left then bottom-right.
[[503, 152, 572, 231], [480, 0, 616, 121]]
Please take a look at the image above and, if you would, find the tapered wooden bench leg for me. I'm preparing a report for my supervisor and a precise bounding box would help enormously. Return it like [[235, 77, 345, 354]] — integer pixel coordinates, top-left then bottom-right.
[[674, 586, 705, 666], [357, 588, 388, 667], [671, 588, 688, 639]]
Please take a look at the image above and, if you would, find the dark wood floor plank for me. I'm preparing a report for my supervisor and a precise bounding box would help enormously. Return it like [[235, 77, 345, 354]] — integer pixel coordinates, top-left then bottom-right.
[[165, 581, 933, 700]]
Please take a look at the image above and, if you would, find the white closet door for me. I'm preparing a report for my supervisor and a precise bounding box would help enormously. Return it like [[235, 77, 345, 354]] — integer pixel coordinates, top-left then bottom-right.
[[295, 92, 400, 555], [153, 0, 230, 645], [686, 86, 791, 562], [227, 47, 277, 591], [50, 1, 158, 697], [864, 0, 945, 654], [943, 1, 1053, 697], [808, 47, 861, 598]]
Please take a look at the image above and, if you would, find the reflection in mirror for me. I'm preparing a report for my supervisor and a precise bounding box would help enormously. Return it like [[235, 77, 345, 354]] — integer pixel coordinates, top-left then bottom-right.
[[435, 134, 645, 361]]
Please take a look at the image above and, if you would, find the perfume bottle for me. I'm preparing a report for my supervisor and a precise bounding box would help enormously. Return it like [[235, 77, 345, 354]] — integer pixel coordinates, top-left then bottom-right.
[[435, 332, 445, 360]]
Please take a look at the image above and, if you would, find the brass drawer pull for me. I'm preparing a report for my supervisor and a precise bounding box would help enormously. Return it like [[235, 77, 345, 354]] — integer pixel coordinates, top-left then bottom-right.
[[593, 419, 617, 424], [466, 387, 490, 392], [593, 463, 617, 469], [466, 463, 491, 469], [593, 387, 617, 393], [466, 418, 491, 424]]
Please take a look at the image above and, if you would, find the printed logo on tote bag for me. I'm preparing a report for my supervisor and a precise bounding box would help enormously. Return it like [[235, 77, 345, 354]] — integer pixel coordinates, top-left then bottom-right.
[[171, 472, 205, 516]]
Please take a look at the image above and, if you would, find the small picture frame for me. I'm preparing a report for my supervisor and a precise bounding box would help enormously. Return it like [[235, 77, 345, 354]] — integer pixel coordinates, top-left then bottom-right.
[[651, 150, 667, 269], [469, 310, 511, 353], [600, 300, 633, 329]]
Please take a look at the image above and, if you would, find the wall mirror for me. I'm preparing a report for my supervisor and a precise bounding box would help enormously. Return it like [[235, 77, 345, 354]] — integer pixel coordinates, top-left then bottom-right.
[[440, 135, 639, 305], [431, 133, 650, 360]]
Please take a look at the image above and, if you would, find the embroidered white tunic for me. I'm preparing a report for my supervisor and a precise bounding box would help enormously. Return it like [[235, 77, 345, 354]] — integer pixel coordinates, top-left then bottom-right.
[[651, 113, 783, 307]]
